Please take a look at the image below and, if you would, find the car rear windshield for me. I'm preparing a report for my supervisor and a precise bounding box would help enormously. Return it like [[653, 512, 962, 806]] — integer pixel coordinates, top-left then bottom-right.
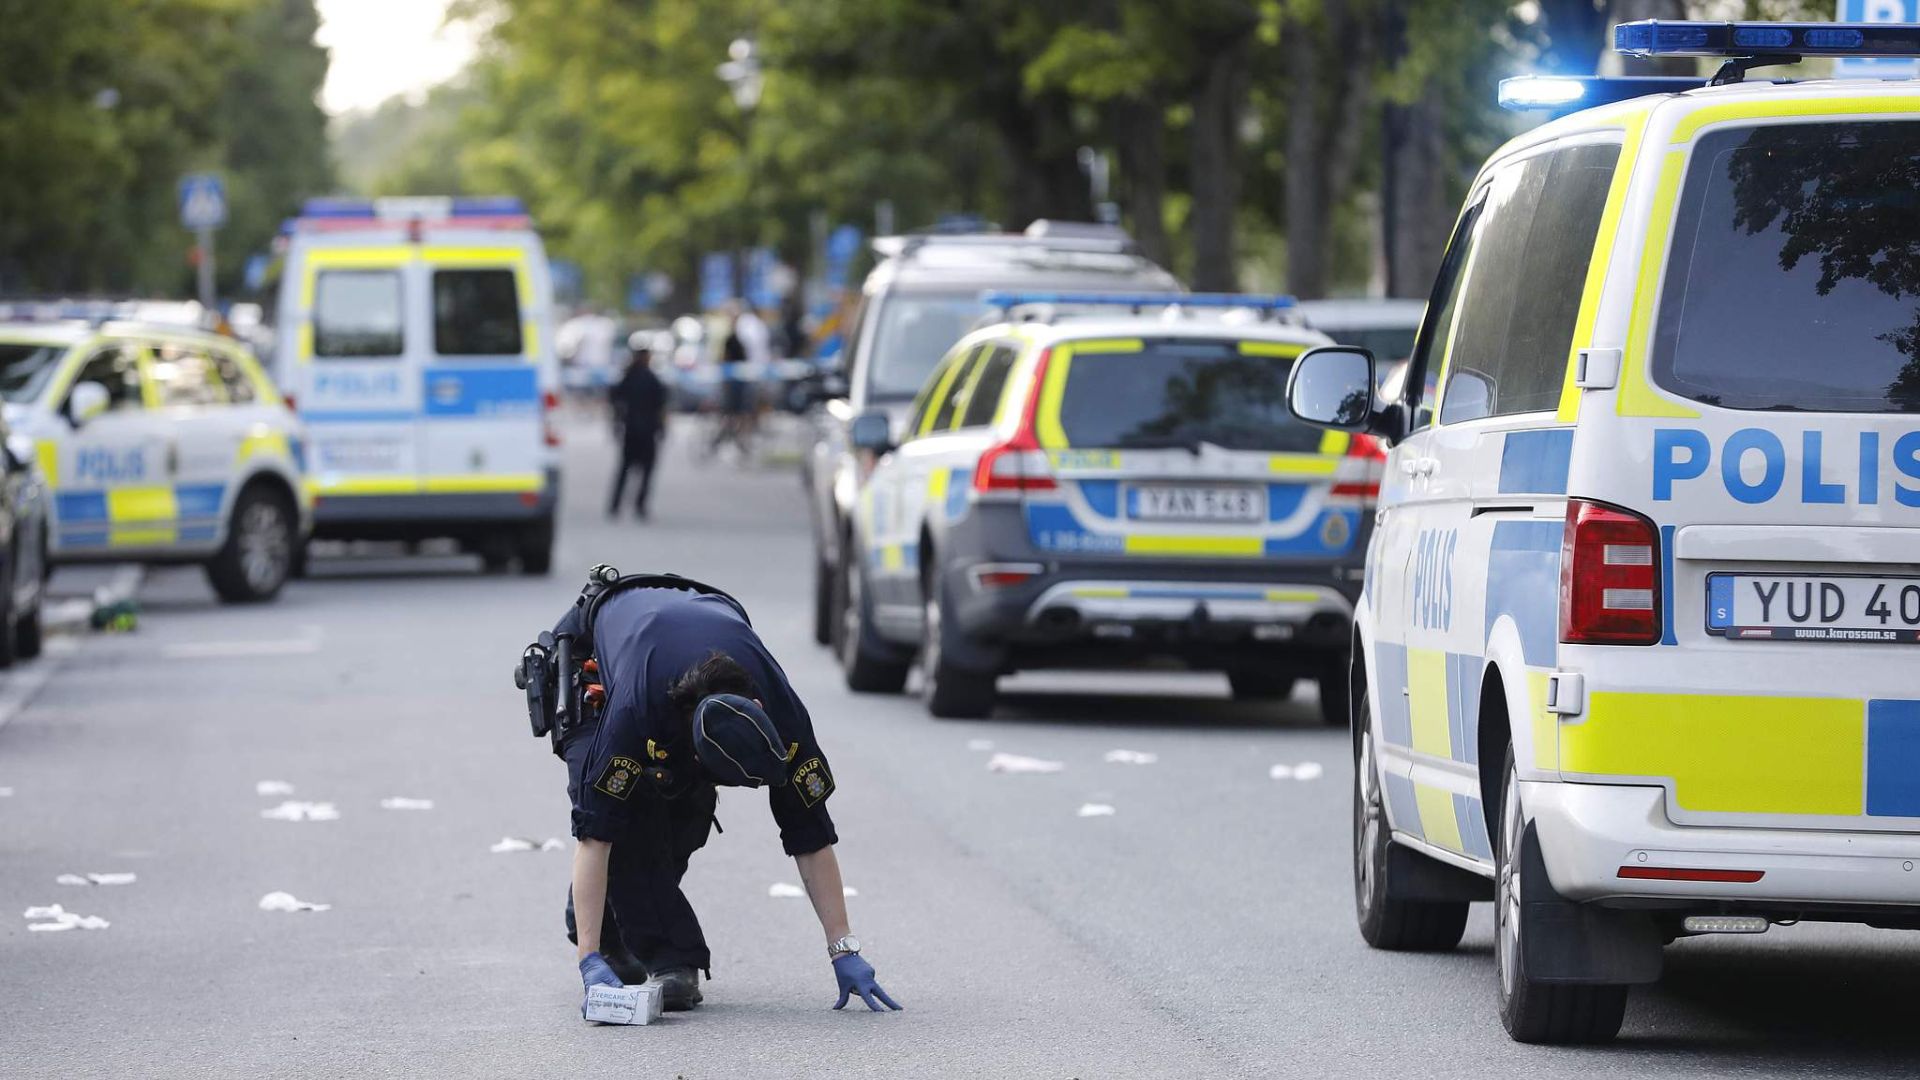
[[0, 343, 68, 403], [1653, 120, 1920, 412], [1054, 339, 1321, 453], [866, 293, 993, 400]]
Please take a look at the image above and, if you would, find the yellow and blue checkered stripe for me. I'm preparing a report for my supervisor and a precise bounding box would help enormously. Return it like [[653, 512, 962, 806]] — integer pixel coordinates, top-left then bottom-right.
[[55, 484, 225, 547], [1562, 693, 1920, 819]]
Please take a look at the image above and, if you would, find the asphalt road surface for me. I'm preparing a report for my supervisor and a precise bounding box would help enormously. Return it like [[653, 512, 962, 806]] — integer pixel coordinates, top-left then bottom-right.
[[4, 413, 1918, 1078]]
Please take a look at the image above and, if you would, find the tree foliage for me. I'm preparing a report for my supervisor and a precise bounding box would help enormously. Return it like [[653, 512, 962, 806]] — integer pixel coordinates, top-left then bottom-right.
[[0, 0, 330, 296]]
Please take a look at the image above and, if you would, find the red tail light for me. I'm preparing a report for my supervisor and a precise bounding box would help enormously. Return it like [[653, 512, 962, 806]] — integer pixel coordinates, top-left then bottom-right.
[[1330, 433, 1387, 498], [1560, 499, 1660, 645], [973, 348, 1057, 495], [542, 391, 561, 447]]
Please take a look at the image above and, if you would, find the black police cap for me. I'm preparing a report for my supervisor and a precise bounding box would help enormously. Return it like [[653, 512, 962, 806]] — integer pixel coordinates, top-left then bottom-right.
[[691, 694, 790, 788]]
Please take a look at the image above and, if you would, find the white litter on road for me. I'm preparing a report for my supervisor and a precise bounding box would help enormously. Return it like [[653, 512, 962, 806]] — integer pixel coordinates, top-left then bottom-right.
[[987, 752, 1064, 774], [768, 882, 805, 899], [56, 872, 136, 886], [1270, 761, 1325, 781], [1104, 749, 1158, 765], [258, 891, 330, 913], [260, 800, 338, 822], [843, 886, 858, 898], [490, 836, 567, 854], [1078, 803, 1118, 817], [22, 904, 108, 931], [379, 797, 434, 811], [965, 738, 994, 751], [0, 786, 13, 797], [254, 780, 295, 796]]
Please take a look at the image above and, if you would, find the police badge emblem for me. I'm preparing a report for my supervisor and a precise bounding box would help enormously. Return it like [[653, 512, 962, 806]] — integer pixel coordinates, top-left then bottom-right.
[[595, 755, 644, 800], [791, 757, 834, 807]]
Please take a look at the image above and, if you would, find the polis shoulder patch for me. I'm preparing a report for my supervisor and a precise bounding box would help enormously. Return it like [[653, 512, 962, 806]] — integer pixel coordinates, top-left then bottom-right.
[[791, 757, 834, 807], [595, 755, 645, 801]]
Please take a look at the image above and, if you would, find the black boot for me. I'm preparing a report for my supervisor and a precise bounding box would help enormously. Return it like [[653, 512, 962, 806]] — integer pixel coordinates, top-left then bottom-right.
[[650, 966, 703, 1010]]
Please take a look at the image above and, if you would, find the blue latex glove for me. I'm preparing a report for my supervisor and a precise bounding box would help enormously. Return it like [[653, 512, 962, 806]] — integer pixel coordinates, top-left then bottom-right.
[[832, 952, 902, 1012], [581, 952, 623, 990]]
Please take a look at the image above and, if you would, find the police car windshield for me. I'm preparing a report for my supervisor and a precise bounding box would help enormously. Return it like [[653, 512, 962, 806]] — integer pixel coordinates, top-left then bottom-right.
[[867, 294, 993, 400], [0, 343, 68, 404], [1054, 339, 1322, 454], [1653, 121, 1920, 413]]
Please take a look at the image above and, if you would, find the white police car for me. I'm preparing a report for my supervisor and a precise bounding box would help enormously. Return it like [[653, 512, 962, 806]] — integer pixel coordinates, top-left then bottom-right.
[[841, 293, 1378, 719], [1286, 20, 1920, 1044], [0, 318, 308, 603]]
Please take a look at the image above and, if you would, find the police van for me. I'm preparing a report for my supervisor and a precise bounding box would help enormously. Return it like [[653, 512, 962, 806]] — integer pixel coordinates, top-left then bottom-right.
[[843, 293, 1377, 720], [1284, 21, 1920, 1044], [0, 317, 306, 603], [274, 197, 560, 573]]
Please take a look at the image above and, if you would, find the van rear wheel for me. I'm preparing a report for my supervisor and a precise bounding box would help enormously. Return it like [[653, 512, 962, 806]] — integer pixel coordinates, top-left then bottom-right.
[[207, 487, 294, 604], [1494, 746, 1629, 1043]]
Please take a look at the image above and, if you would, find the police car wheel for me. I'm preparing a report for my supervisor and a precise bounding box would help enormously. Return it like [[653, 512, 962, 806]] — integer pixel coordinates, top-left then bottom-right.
[[811, 555, 834, 646], [207, 488, 294, 604], [1494, 747, 1628, 1043], [0, 549, 19, 669], [921, 568, 995, 719], [836, 541, 909, 694], [13, 598, 41, 661], [1353, 708, 1469, 950], [1316, 655, 1351, 728], [1227, 671, 1295, 700]]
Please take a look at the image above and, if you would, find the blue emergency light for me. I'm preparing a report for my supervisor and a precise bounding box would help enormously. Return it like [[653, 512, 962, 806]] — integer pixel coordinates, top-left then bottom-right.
[[1498, 75, 1706, 112], [1614, 19, 1920, 58], [297, 196, 529, 220], [980, 291, 1296, 311]]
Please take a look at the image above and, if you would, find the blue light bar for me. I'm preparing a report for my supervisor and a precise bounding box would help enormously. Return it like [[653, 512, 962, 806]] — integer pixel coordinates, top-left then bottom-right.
[[1615, 19, 1920, 58], [980, 291, 1294, 311], [1498, 75, 1704, 112], [295, 196, 529, 219]]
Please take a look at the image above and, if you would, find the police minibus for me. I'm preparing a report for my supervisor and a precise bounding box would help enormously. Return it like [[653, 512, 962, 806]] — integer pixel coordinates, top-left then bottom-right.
[[274, 197, 560, 573], [1284, 20, 1920, 1044]]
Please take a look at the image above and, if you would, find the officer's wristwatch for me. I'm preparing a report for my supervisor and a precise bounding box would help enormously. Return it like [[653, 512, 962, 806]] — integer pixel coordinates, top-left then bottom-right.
[[828, 934, 861, 960]]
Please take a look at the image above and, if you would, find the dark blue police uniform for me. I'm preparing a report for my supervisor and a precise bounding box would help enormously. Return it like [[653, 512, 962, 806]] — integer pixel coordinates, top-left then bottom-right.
[[561, 586, 837, 974]]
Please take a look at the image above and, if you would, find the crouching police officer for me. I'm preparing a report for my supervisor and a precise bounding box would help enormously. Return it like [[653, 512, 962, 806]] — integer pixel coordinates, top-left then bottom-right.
[[524, 568, 901, 1019]]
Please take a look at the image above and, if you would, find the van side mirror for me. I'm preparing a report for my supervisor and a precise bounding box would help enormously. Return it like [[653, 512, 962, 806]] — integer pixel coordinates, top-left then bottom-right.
[[1286, 346, 1377, 431], [849, 410, 892, 454], [67, 382, 111, 427]]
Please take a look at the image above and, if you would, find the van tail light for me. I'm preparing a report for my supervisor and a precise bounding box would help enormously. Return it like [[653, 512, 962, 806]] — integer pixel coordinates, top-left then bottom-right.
[[973, 348, 1057, 496], [542, 391, 561, 447], [1330, 433, 1386, 498], [1560, 499, 1660, 645]]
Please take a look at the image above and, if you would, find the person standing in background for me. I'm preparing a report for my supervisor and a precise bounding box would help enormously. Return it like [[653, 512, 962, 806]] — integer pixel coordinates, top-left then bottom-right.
[[609, 333, 668, 520]]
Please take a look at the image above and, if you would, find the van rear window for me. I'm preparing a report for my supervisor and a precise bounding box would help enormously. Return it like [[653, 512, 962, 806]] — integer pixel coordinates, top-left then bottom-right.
[[1054, 340, 1320, 453], [314, 270, 403, 357], [1653, 121, 1920, 412], [434, 269, 523, 356]]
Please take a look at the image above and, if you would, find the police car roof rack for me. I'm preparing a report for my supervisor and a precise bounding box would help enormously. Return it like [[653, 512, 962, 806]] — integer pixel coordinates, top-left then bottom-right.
[[979, 291, 1297, 325]]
